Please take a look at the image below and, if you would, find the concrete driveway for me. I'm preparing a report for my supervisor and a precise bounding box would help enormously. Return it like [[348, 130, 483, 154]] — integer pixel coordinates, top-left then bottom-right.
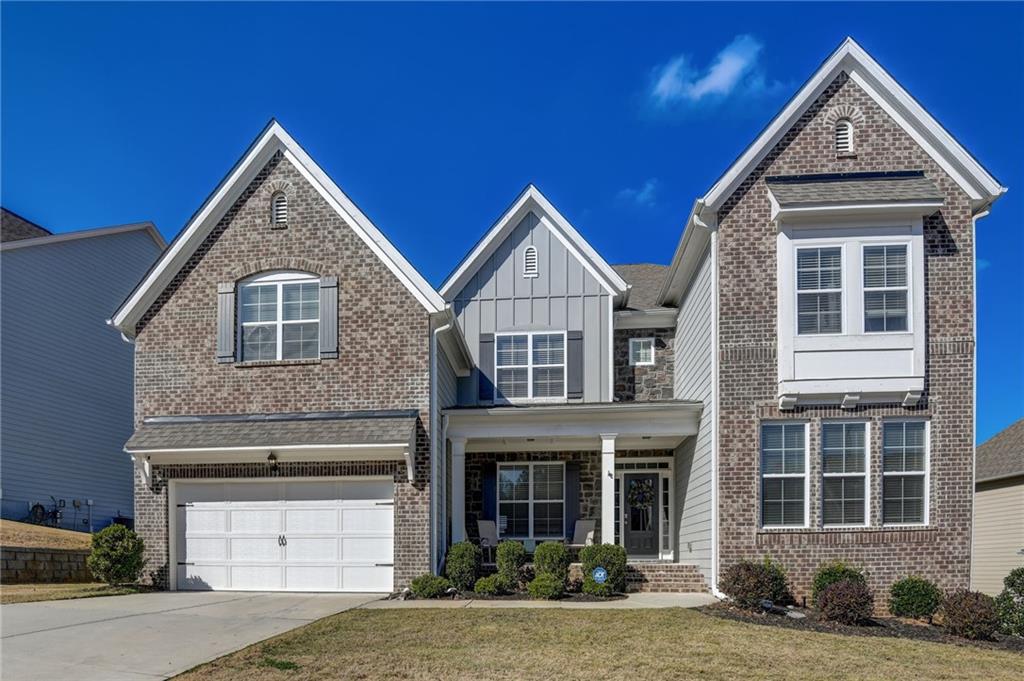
[[1, 591, 383, 680]]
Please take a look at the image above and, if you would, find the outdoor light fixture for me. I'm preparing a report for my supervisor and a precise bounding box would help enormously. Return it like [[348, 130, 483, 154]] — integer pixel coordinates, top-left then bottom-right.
[[267, 452, 279, 472]]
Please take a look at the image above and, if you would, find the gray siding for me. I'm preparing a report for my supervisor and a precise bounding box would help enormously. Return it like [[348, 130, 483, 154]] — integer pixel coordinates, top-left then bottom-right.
[[452, 212, 612, 404], [0, 230, 163, 530], [673, 246, 714, 583], [434, 343, 459, 568]]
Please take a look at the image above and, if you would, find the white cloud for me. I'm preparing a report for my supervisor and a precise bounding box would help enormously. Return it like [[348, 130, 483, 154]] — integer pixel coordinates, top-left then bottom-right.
[[617, 178, 658, 207], [650, 35, 780, 108]]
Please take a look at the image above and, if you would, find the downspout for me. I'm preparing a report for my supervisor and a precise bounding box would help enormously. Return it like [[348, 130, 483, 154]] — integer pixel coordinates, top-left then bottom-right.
[[430, 310, 457, 574], [708, 222, 726, 600], [968, 207, 991, 590]]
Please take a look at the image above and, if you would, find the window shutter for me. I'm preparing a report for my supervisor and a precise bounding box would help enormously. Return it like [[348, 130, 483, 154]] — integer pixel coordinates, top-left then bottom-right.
[[481, 462, 496, 522], [567, 330, 584, 399], [564, 462, 580, 538], [478, 333, 495, 402], [319, 276, 338, 359], [216, 282, 236, 363]]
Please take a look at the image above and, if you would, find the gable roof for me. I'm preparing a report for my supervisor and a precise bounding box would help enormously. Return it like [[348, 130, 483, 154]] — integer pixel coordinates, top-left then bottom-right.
[[977, 418, 1024, 483], [1, 220, 164, 253], [1, 208, 51, 242], [440, 184, 629, 303], [110, 120, 445, 337], [613, 264, 669, 311]]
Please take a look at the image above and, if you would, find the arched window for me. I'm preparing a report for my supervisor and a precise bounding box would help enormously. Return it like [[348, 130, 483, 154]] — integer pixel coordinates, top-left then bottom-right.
[[238, 271, 319, 361], [271, 192, 288, 224], [523, 245, 539, 278], [835, 119, 854, 154]]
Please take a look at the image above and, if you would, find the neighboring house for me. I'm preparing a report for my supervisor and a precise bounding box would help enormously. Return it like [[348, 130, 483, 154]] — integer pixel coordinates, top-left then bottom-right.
[[1, 209, 165, 531], [113, 37, 1005, 601], [972, 419, 1024, 595]]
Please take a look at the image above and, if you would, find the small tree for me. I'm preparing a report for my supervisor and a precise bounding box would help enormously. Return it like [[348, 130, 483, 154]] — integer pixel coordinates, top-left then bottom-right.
[[87, 524, 145, 585]]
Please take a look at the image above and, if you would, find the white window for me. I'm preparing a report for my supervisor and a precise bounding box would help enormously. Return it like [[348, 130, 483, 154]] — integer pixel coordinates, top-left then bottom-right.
[[629, 337, 655, 366], [271, 192, 288, 224], [835, 119, 854, 154], [882, 421, 928, 525], [239, 271, 319, 361], [497, 462, 564, 540], [495, 332, 565, 400], [822, 422, 869, 526], [761, 423, 808, 528], [863, 244, 909, 332], [796, 246, 842, 335], [523, 246, 539, 278]]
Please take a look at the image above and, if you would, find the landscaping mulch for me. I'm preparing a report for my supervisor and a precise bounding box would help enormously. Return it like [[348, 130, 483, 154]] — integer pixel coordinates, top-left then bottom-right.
[[700, 602, 1024, 654], [394, 590, 626, 602]]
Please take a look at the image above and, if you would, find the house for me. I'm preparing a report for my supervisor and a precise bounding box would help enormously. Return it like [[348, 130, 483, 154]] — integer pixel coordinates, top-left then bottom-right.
[[112, 37, 1005, 601], [972, 419, 1024, 595], [1, 208, 165, 531]]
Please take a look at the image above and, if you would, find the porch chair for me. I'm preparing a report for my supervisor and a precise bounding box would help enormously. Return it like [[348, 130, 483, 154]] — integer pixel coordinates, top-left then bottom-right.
[[477, 519, 499, 565], [565, 519, 596, 553]]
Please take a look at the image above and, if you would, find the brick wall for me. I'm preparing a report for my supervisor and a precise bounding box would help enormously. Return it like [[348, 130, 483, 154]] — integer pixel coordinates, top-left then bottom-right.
[[2, 547, 93, 584], [132, 152, 432, 591], [716, 72, 976, 604], [613, 328, 675, 401]]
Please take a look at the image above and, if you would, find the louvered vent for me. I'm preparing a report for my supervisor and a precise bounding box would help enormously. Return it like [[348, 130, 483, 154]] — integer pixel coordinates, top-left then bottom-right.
[[271, 192, 288, 224], [523, 245, 539, 278], [835, 120, 854, 154]]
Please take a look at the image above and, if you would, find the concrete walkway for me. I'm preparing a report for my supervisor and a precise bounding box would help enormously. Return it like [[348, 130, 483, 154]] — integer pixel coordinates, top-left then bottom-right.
[[362, 592, 718, 609]]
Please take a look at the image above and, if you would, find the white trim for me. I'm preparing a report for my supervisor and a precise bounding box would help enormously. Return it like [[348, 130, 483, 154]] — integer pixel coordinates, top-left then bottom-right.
[[861, 242, 910, 334], [628, 337, 656, 366], [760, 421, 811, 529], [794, 244, 845, 336], [881, 419, 931, 527], [709, 230, 723, 598], [770, 198, 944, 223], [614, 457, 675, 560], [494, 331, 567, 402], [495, 461, 566, 542], [237, 272, 320, 361], [820, 421, 870, 528], [614, 308, 677, 329], [2, 221, 165, 252]]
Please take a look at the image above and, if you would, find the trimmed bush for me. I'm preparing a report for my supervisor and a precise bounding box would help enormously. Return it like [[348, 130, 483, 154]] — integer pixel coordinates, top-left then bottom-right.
[[995, 567, 1024, 637], [527, 573, 564, 600], [579, 543, 627, 597], [942, 590, 999, 640], [889, 576, 942, 620], [410, 574, 451, 599], [811, 560, 866, 605], [532, 541, 570, 586], [473, 574, 508, 596], [87, 524, 145, 585], [719, 557, 792, 610], [818, 579, 875, 625], [444, 541, 480, 591], [496, 540, 527, 590]]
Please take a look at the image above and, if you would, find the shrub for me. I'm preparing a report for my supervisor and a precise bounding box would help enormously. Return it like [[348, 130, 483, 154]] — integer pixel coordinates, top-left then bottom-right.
[[579, 543, 627, 597], [818, 579, 875, 625], [811, 560, 866, 605], [87, 524, 145, 585], [889, 576, 942, 620], [532, 541, 570, 586], [496, 540, 527, 589], [410, 574, 451, 599], [527, 572, 564, 600], [473, 574, 508, 596], [995, 567, 1024, 637], [941, 590, 999, 640], [444, 541, 480, 591], [719, 557, 791, 610]]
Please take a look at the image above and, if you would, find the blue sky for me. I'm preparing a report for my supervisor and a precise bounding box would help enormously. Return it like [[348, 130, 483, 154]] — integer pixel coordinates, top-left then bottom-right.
[[3, 2, 1022, 442]]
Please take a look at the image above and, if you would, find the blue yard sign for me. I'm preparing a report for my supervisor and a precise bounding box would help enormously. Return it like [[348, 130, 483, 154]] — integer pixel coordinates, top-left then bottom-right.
[[592, 567, 608, 584]]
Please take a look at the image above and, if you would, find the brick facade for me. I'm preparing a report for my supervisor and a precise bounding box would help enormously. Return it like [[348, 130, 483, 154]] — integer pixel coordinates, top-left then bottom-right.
[[716, 72, 975, 604], [613, 328, 675, 402], [132, 152, 432, 590]]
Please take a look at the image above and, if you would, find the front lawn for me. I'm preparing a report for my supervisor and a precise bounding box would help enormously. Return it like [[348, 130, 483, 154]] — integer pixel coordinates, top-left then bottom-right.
[[0, 582, 140, 604], [179, 608, 1024, 680], [0, 519, 92, 551]]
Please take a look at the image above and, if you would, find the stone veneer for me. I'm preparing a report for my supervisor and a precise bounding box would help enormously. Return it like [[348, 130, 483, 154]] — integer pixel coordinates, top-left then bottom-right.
[[1, 547, 93, 584], [613, 327, 675, 402]]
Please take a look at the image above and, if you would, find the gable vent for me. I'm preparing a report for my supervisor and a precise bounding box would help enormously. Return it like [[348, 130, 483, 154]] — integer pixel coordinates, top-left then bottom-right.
[[835, 119, 854, 154], [271, 192, 288, 224], [523, 245, 539, 278]]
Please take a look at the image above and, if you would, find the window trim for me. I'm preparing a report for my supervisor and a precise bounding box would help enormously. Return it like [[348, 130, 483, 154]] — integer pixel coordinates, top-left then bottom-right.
[[237, 271, 320, 362], [821, 421, 870, 528], [628, 337, 656, 366], [881, 419, 930, 527], [862, 242, 912, 334], [794, 244, 845, 336], [494, 331, 568, 402], [760, 422, 810, 529], [496, 461, 566, 541]]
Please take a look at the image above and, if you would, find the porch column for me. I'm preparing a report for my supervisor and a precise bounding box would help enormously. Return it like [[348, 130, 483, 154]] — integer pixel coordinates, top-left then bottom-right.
[[600, 433, 617, 545], [450, 437, 467, 544]]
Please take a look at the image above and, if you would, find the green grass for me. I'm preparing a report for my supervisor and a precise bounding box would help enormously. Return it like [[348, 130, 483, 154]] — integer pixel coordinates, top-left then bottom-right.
[[0, 582, 140, 604], [178, 608, 1024, 680]]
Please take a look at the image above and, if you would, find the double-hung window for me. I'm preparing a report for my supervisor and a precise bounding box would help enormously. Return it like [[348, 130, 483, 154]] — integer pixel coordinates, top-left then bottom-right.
[[497, 462, 565, 540], [239, 272, 319, 361], [629, 337, 655, 366], [495, 332, 566, 400], [761, 423, 808, 527], [822, 422, 868, 526], [863, 245, 909, 332], [796, 247, 842, 335], [882, 421, 928, 525]]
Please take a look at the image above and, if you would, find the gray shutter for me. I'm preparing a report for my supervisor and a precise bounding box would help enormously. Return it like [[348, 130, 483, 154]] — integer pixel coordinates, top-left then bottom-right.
[[478, 333, 495, 403], [319, 275, 338, 359], [216, 282, 236, 363], [567, 330, 583, 399]]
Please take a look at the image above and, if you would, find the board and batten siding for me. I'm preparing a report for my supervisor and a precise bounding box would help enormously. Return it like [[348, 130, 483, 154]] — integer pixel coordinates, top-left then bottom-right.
[[0, 230, 163, 529], [433, 343, 459, 568], [971, 476, 1024, 595], [452, 212, 612, 404], [672, 245, 714, 584]]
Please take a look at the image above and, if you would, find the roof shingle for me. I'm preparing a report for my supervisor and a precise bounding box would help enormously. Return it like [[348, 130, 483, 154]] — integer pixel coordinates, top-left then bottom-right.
[[977, 418, 1024, 483], [613, 264, 669, 311], [766, 172, 943, 206]]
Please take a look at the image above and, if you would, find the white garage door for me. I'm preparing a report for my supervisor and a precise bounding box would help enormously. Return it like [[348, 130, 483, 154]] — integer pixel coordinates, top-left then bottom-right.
[[174, 479, 394, 592]]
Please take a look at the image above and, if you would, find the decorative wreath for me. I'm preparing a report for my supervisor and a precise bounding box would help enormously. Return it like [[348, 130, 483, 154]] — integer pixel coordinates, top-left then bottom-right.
[[627, 479, 655, 509]]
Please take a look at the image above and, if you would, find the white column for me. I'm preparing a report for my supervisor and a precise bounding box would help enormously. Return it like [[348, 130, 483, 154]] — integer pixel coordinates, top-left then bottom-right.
[[600, 433, 617, 546], [450, 437, 467, 544]]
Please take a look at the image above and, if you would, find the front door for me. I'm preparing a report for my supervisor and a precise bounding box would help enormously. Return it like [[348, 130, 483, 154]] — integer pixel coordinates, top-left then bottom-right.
[[623, 473, 659, 557]]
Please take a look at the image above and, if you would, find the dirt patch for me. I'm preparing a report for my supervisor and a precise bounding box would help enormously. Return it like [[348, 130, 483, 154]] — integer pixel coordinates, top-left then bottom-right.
[[0, 520, 92, 551]]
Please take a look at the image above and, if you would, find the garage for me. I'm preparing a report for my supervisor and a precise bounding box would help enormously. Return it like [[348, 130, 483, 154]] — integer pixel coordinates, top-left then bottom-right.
[[172, 478, 394, 592]]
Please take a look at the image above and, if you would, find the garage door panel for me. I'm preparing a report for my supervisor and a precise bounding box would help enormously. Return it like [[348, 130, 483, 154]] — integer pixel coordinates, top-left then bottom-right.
[[342, 537, 393, 563], [231, 565, 283, 590], [342, 508, 393, 533], [179, 565, 227, 591], [230, 537, 282, 562], [343, 565, 393, 592], [287, 537, 338, 562], [185, 509, 228, 534], [286, 566, 340, 591], [184, 537, 228, 562], [285, 508, 339, 533], [229, 509, 281, 533]]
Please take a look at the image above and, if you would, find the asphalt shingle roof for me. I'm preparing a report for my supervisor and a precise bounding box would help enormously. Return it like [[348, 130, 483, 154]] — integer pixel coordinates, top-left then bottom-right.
[[766, 172, 943, 206], [613, 264, 669, 311], [976, 418, 1024, 483]]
